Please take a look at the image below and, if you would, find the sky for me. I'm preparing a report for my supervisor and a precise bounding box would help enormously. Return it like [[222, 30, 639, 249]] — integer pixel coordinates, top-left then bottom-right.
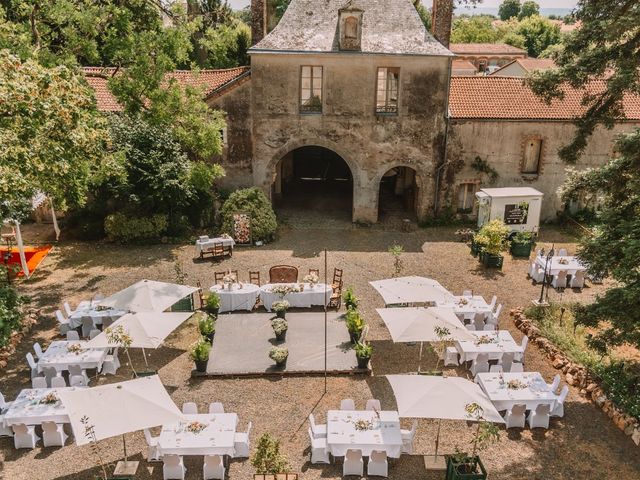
[[227, 1, 578, 10]]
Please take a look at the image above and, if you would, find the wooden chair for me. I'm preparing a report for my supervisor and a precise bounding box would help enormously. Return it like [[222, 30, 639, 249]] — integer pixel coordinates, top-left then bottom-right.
[[215, 271, 239, 284], [196, 280, 205, 308], [332, 268, 343, 287], [269, 265, 298, 284], [328, 280, 343, 309], [249, 271, 261, 286], [201, 242, 227, 260]]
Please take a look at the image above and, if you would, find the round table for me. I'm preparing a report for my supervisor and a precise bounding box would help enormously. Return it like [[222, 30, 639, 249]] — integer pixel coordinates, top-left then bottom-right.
[[209, 283, 260, 313]]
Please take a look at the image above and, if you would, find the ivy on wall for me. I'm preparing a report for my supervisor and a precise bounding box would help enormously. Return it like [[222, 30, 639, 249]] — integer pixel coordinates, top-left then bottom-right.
[[471, 156, 499, 183]]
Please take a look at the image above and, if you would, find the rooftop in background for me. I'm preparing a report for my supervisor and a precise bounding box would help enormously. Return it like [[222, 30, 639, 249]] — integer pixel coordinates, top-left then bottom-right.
[[449, 43, 527, 56], [449, 77, 640, 120], [451, 59, 478, 76], [489, 58, 557, 76], [250, 0, 453, 57], [82, 66, 250, 112]]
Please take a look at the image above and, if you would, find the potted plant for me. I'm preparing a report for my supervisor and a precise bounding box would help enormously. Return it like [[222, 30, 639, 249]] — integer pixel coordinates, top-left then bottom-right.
[[354, 341, 373, 369], [345, 308, 364, 344], [250, 433, 290, 475], [271, 318, 288, 342], [190, 337, 211, 373], [198, 314, 216, 343], [343, 286, 359, 310], [473, 220, 510, 269], [269, 346, 289, 368], [272, 300, 289, 319], [205, 292, 221, 315], [510, 231, 535, 258]]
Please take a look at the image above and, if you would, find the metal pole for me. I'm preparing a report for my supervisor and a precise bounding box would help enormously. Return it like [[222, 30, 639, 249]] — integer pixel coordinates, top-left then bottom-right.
[[142, 348, 149, 368], [417, 341, 423, 374], [324, 248, 328, 394], [122, 434, 128, 462], [434, 418, 442, 458]]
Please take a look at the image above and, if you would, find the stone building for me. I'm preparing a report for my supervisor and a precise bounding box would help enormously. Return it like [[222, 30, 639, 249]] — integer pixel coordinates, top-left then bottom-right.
[[449, 43, 528, 74]]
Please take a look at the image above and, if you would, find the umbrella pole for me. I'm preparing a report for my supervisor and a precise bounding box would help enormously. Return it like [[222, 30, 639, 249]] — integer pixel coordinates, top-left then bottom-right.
[[122, 433, 128, 462], [434, 417, 442, 458], [417, 341, 423, 374], [142, 348, 149, 368]]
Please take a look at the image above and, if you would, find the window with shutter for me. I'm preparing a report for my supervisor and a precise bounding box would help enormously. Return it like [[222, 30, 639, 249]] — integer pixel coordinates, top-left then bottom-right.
[[522, 138, 542, 174]]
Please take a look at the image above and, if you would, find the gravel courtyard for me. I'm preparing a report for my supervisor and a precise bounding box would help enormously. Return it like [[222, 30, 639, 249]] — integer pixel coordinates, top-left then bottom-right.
[[1, 220, 638, 480]]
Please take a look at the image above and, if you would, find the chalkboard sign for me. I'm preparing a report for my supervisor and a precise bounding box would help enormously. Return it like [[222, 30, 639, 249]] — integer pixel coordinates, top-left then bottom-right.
[[504, 203, 528, 225]]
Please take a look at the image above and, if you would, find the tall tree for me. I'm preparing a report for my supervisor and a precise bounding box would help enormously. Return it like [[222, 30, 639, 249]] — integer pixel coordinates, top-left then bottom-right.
[[451, 16, 500, 44], [518, 0, 539, 20], [515, 15, 561, 57], [527, 0, 640, 163], [498, 0, 521, 21], [414, 1, 432, 31]]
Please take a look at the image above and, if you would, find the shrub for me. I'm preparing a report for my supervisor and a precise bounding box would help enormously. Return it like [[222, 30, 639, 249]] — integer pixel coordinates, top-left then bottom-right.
[[474, 219, 511, 255], [345, 308, 364, 335], [271, 300, 289, 313], [220, 187, 277, 243], [343, 286, 359, 310], [354, 341, 373, 359], [0, 280, 26, 348], [189, 337, 211, 362], [269, 346, 289, 363], [251, 433, 290, 474], [205, 292, 221, 313], [198, 314, 215, 336], [593, 361, 640, 421], [104, 213, 168, 243]]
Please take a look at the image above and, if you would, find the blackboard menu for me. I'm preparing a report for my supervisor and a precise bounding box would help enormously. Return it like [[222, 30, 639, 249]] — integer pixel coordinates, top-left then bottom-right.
[[504, 203, 528, 225]]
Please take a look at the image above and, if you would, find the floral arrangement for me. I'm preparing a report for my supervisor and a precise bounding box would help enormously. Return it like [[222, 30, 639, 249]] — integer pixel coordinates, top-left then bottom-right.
[[40, 392, 59, 404], [232, 213, 251, 244], [222, 272, 237, 286], [271, 318, 288, 335], [507, 379, 527, 390], [186, 421, 207, 434], [458, 298, 469, 306], [271, 300, 290, 313], [220, 233, 232, 239], [67, 343, 84, 354], [271, 285, 300, 296], [269, 346, 289, 364], [475, 335, 497, 345], [303, 272, 319, 286], [105, 325, 133, 348], [353, 419, 373, 431], [558, 258, 569, 264]]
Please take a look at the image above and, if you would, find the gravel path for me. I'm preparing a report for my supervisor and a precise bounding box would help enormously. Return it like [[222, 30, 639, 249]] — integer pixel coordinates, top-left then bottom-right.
[[1, 223, 638, 480]]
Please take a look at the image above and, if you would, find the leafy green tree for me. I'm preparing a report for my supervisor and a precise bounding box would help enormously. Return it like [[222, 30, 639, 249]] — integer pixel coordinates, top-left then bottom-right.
[[199, 19, 251, 68], [414, 1, 431, 30], [559, 130, 640, 351], [528, 0, 640, 163], [518, 0, 539, 19], [274, 0, 290, 23], [451, 15, 500, 44], [498, 0, 521, 20], [515, 15, 561, 57], [0, 51, 108, 222]]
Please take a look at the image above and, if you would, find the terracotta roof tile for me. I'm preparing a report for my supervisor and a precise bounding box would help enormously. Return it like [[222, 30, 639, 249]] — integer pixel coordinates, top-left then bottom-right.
[[449, 77, 640, 120], [82, 67, 250, 112], [450, 43, 527, 55], [451, 59, 477, 75]]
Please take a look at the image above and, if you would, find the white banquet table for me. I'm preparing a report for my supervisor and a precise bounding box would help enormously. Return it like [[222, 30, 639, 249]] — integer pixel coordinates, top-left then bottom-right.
[[476, 372, 557, 411], [157, 413, 238, 456], [68, 307, 127, 329], [209, 283, 260, 313], [195, 236, 235, 257], [535, 255, 586, 275], [38, 340, 108, 373], [441, 296, 493, 319], [3, 387, 85, 426], [455, 330, 523, 363], [326, 410, 403, 458], [260, 283, 332, 312]]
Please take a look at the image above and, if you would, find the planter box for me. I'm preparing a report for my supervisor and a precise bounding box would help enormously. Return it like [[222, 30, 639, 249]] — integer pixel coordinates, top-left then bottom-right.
[[481, 253, 503, 269], [194, 360, 208, 373], [470, 240, 480, 257], [356, 356, 370, 369], [511, 241, 533, 258], [446, 456, 487, 480]]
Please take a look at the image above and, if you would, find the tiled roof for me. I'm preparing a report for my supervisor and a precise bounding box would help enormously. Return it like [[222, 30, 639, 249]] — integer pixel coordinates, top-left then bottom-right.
[[449, 77, 640, 120], [451, 59, 477, 75], [450, 43, 527, 56], [82, 67, 250, 112], [489, 58, 556, 76]]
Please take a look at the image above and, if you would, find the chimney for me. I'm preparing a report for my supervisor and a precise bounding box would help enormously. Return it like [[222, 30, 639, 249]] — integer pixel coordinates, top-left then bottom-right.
[[251, 0, 277, 46], [431, 0, 453, 48]]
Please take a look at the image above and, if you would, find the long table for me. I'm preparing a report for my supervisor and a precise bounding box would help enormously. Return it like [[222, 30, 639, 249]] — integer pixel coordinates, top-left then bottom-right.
[[455, 330, 523, 363], [535, 255, 586, 276], [260, 283, 332, 312], [3, 387, 85, 426], [68, 307, 127, 329], [38, 340, 108, 373], [476, 372, 557, 411], [158, 413, 238, 456], [326, 410, 403, 458], [209, 283, 260, 313]]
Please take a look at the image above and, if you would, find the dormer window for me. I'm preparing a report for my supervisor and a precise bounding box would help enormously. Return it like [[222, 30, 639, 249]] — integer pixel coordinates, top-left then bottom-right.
[[338, 6, 363, 51], [345, 17, 358, 39]]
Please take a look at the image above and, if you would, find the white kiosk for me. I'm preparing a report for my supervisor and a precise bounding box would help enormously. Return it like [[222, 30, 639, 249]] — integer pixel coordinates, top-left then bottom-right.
[[475, 187, 543, 233]]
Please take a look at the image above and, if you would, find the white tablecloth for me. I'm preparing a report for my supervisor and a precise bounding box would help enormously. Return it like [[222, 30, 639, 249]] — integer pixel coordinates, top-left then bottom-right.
[[38, 340, 108, 373], [68, 307, 127, 329], [455, 330, 523, 363], [3, 387, 85, 426], [260, 283, 332, 312], [326, 410, 403, 458], [158, 413, 238, 456], [476, 372, 557, 411], [210, 283, 260, 313], [195, 237, 235, 257], [441, 296, 493, 318], [535, 256, 586, 275]]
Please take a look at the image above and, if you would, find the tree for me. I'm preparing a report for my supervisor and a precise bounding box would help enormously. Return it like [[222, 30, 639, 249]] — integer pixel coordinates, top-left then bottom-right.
[[559, 130, 640, 352], [515, 15, 561, 58], [0, 51, 108, 222], [199, 19, 251, 68], [251, 433, 289, 475], [527, 0, 640, 163], [518, 0, 539, 20], [414, 1, 432, 31], [451, 16, 500, 43], [498, 0, 521, 20]]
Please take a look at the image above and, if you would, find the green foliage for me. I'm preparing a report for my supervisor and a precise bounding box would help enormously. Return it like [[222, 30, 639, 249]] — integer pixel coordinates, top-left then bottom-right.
[[205, 292, 221, 311], [343, 286, 359, 311], [0, 50, 108, 222], [271, 318, 288, 335], [470, 156, 499, 183], [414, 1, 432, 30], [498, 0, 521, 20], [512, 231, 534, 244], [271, 300, 289, 313], [451, 16, 500, 44], [345, 308, 364, 336], [104, 213, 168, 243], [268, 346, 289, 363], [593, 361, 640, 421], [251, 433, 290, 475], [190, 337, 211, 362], [0, 281, 26, 348], [354, 341, 373, 359], [198, 314, 216, 336], [474, 220, 510, 256], [518, 1, 539, 20], [220, 188, 277, 243], [515, 15, 561, 57], [388, 244, 404, 277], [274, 0, 291, 24], [199, 19, 251, 68]]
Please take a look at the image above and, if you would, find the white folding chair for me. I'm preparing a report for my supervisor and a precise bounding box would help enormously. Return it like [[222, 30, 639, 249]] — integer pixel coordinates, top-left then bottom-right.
[[0, 392, 12, 413], [462, 290, 473, 298], [33, 342, 44, 359], [101, 347, 120, 375], [182, 402, 197, 414], [489, 365, 503, 373], [527, 404, 551, 429], [308, 428, 330, 464], [515, 336, 528, 362], [551, 385, 569, 417], [488, 295, 497, 311], [208, 402, 224, 414], [203, 454, 225, 479], [528, 261, 537, 278], [401, 419, 418, 454], [368, 450, 388, 477], [547, 374, 561, 394], [489, 304, 502, 324], [558, 248, 568, 256], [70, 375, 87, 387], [13, 423, 40, 449], [26, 352, 38, 379], [571, 270, 585, 289], [0, 414, 13, 437], [233, 421, 252, 458], [470, 353, 490, 376], [504, 404, 526, 429], [144, 428, 162, 461], [66, 330, 80, 341], [163, 454, 186, 480], [509, 363, 524, 373], [531, 266, 545, 284], [308, 413, 327, 438], [68, 364, 89, 384], [340, 398, 355, 411], [552, 271, 568, 289], [63, 302, 74, 317], [32, 376, 48, 389], [444, 346, 459, 366], [466, 324, 476, 331], [50, 376, 67, 388], [473, 313, 486, 331], [81, 316, 95, 338], [343, 449, 363, 477], [89, 329, 101, 340], [102, 316, 116, 330], [41, 366, 60, 386], [365, 399, 381, 411], [42, 421, 68, 447], [56, 310, 70, 335], [499, 352, 514, 372]]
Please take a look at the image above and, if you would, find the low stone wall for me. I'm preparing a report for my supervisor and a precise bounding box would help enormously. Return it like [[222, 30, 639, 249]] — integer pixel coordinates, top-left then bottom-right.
[[510, 307, 640, 447], [0, 308, 39, 369]]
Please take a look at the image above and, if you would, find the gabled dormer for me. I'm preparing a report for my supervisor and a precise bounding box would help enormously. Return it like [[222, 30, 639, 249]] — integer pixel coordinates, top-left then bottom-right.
[[338, 3, 364, 51]]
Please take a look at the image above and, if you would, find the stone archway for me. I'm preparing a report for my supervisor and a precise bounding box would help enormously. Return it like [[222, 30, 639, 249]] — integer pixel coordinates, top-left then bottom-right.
[[374, 165, 429, 223]]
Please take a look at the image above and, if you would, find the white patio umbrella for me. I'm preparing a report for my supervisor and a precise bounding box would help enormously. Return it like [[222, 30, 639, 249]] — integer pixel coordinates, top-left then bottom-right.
[[377, 307, 474, 372], [386, 375, 504, 469], [98, 279, 198, 313], [370, 276, 455, 306]]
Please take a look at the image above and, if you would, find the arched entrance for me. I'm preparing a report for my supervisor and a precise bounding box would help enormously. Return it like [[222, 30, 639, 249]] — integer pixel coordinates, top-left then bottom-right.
[[272, 146, 353, 219], [378, 166, 419, 221]]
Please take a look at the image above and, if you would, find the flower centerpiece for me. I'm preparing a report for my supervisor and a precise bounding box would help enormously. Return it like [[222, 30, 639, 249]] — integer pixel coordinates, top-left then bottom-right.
[[475, 335, 497, 345], [353, 419, 373, 431], [271, 300, 290, 319], [507, 379, 527, 390], [271, 318, 288, 341], [269, 346, 289, 367], [458, 297, 469, 306], [186, 421, 207, 434], [67, 343, 84, 354], [303, 272, 319, 288], [558, 258, 569, 265], [271, 285, 300, 296], [220, 233, 232, 239], [222, 272, 237, 290], [40, 392, 59, 404]]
